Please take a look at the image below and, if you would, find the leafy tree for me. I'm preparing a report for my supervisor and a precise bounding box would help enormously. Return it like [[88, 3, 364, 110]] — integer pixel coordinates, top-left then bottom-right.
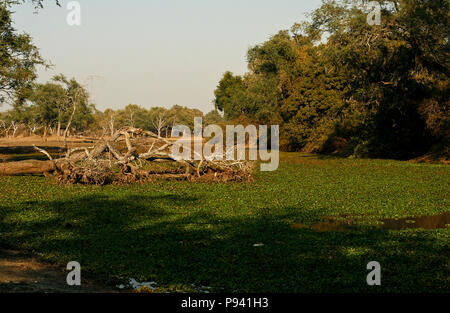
[[0, 0, 61, 103], [215, 0, 449, 158], [166, 105, 203, 132], [214, 72, 247, 119], [148, 107, 169, 137], [27, 82, 65, 137], [60, 77, 94, 136], [204, 109, 224, 125], [23, 75, 93, 138], [115, 104, 150, 129], [306, 0, 449, 158], [0, 3, 46, 104]]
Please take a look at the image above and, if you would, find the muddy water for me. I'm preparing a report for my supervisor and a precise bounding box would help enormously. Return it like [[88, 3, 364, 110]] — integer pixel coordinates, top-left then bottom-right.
[[0, 146, 65, 162], [0, 146, 66, 154], [292, 220, 353, 232], [380, 212, 450, 230], [292, 212, 450, 232]]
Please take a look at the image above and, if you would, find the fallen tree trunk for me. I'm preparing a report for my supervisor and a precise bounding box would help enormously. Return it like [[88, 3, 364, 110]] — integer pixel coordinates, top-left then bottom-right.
[[0, 160, 56, 176], [0, 127, 254, 184]]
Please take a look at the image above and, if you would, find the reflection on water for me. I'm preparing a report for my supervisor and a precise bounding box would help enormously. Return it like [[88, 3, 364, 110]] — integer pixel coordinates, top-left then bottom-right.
[[292, 220, 353, 232], [0, 146, 65, 162], [0, 146, 65, 154], [292, 212, 450, 231], [380, 212, 450, 230]]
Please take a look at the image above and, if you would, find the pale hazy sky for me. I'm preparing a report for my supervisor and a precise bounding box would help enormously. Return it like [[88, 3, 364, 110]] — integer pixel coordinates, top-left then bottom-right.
[[10, 0, 323, 113]]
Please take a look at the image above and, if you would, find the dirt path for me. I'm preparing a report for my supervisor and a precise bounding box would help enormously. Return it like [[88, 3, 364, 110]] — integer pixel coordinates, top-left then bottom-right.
[[0, 249, 116, 293]]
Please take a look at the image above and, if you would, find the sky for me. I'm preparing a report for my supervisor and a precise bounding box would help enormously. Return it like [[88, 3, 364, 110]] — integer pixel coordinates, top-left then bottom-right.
[[10, 0, 323, 113]]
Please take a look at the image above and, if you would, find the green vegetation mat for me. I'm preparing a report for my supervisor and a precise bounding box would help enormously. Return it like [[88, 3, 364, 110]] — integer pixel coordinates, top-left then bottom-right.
[[1, 153, 449, 293]]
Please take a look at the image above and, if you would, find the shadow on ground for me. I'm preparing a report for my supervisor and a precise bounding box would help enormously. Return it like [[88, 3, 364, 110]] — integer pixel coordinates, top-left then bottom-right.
[[0, 194, 448, 293]]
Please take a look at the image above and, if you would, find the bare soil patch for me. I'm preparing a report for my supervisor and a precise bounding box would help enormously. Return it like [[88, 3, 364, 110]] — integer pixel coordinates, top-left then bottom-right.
[[0, 249, 115, 293]]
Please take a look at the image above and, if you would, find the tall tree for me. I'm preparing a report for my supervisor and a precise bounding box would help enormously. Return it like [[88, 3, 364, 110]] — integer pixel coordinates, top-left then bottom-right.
[[28, 82, 65, 137], [215, 0, 449, 158], [0, 3, 46, 104], [214, 72, 247, 119]]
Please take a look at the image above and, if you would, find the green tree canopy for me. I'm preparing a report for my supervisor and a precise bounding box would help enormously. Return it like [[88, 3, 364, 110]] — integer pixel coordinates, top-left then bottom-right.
[[214, 0, 449, 158], [0, 3, 46, 104]]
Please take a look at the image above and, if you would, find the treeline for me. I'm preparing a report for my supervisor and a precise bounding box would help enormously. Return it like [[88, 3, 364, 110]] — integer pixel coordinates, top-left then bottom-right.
[[0, 88, 223, 138], [94, 104, 222, 138], [214, 0, 449, 159], [0, 1, 222, 139], [2, 0, 448, 159]]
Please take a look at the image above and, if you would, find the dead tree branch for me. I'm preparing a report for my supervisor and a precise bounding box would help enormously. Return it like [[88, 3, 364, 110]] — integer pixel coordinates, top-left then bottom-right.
[[0, 127, 254, 184]]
